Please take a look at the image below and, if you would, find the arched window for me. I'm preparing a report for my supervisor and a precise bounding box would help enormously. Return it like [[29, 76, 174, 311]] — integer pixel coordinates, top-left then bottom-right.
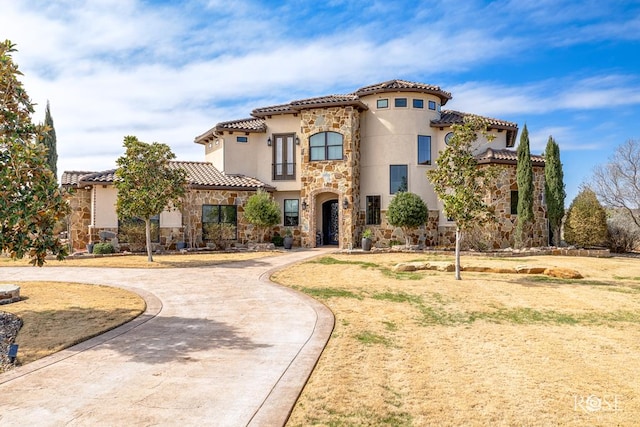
[[309, 131, 343, 161]]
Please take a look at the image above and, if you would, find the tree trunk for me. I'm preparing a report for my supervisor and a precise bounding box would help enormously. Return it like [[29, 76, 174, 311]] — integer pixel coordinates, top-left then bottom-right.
[[145, 218, 154, 262], [404, 227, 410, 248], [455, 227, 462, 280]]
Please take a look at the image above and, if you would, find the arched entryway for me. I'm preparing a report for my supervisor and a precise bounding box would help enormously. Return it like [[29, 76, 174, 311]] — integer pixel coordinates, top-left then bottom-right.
[[321, 199, 339, 245]]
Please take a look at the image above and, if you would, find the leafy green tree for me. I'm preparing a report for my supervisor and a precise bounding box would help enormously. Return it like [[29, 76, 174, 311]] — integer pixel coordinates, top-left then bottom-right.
[[427, 116, 496, 279], [515, 124, 534, 248], [386, 192, 428, 248], [115, 136, 187, 262], [243, 189, 281, 242], [0, 40, 69, 266], [41, 101, 58, 178], [544, 136, 566, 246], [564, 187, 608, 247]]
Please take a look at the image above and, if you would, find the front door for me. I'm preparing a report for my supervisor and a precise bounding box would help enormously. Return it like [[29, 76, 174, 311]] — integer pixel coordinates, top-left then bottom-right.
[[322, 200, 339, 245]]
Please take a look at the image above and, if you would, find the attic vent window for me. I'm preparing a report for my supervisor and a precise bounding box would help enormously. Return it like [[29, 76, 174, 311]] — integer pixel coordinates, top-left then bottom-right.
[[377, 99, 388, 109], [236, 136, 248, 143]]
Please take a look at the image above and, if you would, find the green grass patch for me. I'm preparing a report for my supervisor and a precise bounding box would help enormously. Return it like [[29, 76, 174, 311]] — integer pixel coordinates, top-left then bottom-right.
[[310, 256, 378, 268], [355, 331, 392, 346], [380, 268, 423, 280], [382, 320, 398, 331], [372, 291, 423, 304], [295, 286, 362, 300], [525, 276, 613, 287], [614, 275, 640, 281], [471, 307, 580, 325]]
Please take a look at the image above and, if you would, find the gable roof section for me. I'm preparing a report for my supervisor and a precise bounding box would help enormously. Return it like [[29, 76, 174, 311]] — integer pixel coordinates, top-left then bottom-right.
[[475, 148, 545, 167], [355, 79, 452, 105], [195, 118, 267, 144], [65, 162, 273, 191], [431, 110, 519, 147]]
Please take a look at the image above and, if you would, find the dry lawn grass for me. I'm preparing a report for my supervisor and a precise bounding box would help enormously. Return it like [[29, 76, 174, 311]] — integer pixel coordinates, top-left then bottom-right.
[[272, 253, 640, 426], [0, 251, 281, 268], [1, 281, 145, 368]]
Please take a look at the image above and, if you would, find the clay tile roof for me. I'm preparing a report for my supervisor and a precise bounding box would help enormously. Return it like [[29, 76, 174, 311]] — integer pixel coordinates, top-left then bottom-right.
[[67, 163, 273, 191], [61, 171, 96, 186], [252, 94, 367, 118], [355, 79, 452, 104], [168, 161, 273, 190], [290, 94, 364, 108], [194, 118, 267, 144], [217, 118, 267, 132], [78, 169, 116, 184], [432, 110, 518, 130], [475, 148, 545, 166], [251, 102, 297, 117]]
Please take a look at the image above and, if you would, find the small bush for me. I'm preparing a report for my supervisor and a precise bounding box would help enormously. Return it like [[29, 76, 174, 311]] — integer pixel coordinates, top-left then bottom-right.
[[271, 233, 284, 247], [93, 242, 115, 254], [607, 210, 640, 253]]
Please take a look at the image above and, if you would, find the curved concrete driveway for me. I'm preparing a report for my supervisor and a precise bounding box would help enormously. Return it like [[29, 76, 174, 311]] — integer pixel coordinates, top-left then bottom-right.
[[0, 249, 334, 426]]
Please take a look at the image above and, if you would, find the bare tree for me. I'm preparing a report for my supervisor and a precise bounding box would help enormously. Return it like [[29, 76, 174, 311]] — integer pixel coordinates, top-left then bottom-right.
[[592, 139, 640, 229]]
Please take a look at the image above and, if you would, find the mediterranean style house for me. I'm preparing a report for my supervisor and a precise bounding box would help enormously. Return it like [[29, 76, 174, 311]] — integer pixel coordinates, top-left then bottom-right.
[[63, 79, 548, 251]]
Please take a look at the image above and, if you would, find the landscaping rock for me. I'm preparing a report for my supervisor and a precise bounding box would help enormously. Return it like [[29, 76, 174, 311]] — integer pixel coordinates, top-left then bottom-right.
[[515, 265, 547, 274], [544, 268, 583, 279], [392, 263, 417, 272]]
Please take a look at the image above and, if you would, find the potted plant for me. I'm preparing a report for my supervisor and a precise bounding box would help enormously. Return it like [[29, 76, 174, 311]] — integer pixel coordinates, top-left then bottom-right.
[[283, 228, 294, 250], [362, 229, 373, 251]]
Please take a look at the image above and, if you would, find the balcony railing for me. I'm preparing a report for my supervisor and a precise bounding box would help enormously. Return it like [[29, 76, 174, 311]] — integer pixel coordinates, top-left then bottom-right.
[[273, 163, 296, 180]]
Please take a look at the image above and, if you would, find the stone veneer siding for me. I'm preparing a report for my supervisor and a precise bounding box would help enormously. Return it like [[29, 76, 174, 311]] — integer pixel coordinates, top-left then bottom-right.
[[67, 187, 288, 251], [66, 188, 92, 250], [356, 164, 548, 250], [299, 106, 361, 248], [438, 164, 548, 249], [359, 210, 440, 248]]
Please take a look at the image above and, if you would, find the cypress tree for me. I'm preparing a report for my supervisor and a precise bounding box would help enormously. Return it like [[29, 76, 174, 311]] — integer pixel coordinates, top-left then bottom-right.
[[544, 136, 566, 246], [42, 101, 58, 178], [515, 124, 534, 248]]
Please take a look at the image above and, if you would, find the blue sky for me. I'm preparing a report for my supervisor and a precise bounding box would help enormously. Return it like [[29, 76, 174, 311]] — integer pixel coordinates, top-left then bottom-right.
[[2, 0, 640, 203]]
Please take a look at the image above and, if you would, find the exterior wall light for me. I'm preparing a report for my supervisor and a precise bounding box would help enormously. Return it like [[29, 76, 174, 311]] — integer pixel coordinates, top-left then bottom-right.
[[301, 200, 308, 210], [267, 137, 272, 146], [295, 136, 300, 145], [343, 198, 349, 209]]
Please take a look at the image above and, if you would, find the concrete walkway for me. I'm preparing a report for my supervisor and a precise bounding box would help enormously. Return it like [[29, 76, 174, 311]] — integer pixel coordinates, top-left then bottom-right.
[[0, 249, 335, 426]]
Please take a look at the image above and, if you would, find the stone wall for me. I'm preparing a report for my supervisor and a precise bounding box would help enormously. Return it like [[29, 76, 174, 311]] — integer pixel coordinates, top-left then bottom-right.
[[66, 188, 92, 250], [67, 187, 283, 252], [482, 164, 548, 248], [358, 210, 440, 248], [353, 164, 548, 250], [299, 106, 361, 248]]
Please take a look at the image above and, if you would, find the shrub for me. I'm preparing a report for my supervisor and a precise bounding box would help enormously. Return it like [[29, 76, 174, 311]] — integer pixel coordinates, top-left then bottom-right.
[[243, 189, 281, 242], [271, 233, 284, 247], [607, 210, 640, 253], [564, 188, 608, 247], [93, 242, 115, 254], [387, 192, 428, 247], [203, 223, 236, 250]]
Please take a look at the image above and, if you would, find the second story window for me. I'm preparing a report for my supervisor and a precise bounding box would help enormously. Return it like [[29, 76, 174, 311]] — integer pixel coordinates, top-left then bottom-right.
[[310, 131, 343, 161], [418, 135, 431, 165], [395, 98, 407, 107], [273, 133, 296, 180]]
